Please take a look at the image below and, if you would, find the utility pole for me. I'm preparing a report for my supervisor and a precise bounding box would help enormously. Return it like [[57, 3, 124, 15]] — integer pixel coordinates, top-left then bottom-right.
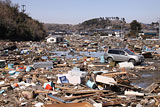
[[121, 18, 123, 38], [22, 5, 26, 13], [159, 20, 160, 40]]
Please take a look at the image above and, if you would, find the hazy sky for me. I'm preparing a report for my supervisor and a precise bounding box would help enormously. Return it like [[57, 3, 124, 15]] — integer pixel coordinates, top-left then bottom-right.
[[12, 0, 160, 24]]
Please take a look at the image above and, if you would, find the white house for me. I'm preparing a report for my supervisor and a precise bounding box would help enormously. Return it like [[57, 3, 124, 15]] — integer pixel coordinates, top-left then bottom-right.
[[47, 36, 56, 43], [46, 35, 64, 43], [115, 31, 121, 37]]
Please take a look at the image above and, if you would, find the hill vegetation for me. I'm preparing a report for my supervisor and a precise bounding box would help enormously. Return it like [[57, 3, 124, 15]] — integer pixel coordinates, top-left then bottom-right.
[[44, 17, 127, 32], [44, 23, 74, 32], [78, 17, 126, 30], [0, 0, 46, 41]]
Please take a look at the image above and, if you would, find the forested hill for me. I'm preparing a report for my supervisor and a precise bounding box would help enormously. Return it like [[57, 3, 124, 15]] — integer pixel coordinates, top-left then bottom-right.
[[44, 17, 127, 31], [78, 17, 126, 30], [0, 0, 46, 41]]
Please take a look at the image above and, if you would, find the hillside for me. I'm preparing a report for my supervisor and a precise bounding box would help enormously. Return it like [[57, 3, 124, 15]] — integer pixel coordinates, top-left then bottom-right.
[[79, 17, 125, 30], [44, 17, 128, 32], [0, 0, 46, 41], [44, 23, 74, 32]]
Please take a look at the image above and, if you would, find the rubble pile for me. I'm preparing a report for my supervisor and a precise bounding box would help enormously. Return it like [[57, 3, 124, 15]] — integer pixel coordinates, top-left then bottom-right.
[[0, 36, 160, 107]]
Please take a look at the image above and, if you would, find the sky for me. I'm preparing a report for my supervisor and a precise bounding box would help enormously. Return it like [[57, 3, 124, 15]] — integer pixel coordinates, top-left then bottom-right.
[[12, 0, 160, 24]]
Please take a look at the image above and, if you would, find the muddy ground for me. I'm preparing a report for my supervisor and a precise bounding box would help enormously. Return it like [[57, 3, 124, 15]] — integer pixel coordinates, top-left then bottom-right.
[[131, 58, 160, 89]]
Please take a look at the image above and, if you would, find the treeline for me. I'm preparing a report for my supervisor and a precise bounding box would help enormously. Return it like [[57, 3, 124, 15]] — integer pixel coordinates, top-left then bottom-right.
[[44, 24, 74, 31], [0, 0, 46, 41]]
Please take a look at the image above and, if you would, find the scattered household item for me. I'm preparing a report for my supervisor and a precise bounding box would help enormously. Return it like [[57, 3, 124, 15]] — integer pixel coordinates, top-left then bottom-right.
[[43, 82, 55, 90], [118, 62, 134, 69]]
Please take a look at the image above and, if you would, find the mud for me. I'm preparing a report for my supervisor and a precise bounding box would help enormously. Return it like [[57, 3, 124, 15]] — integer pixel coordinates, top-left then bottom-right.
[[131, 59, 160, 88]]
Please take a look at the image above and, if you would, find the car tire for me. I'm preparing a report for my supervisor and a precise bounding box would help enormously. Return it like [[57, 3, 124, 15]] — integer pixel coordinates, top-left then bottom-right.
[[107, 57, 113, 63], [129, 59, 136, 65]]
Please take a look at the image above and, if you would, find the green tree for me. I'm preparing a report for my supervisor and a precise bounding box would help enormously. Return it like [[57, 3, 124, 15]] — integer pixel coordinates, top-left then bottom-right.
[[130, 20, 142, 37]]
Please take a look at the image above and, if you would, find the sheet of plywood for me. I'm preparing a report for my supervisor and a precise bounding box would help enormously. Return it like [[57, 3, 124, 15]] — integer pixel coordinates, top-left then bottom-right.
[[96, 75, 117, 85]]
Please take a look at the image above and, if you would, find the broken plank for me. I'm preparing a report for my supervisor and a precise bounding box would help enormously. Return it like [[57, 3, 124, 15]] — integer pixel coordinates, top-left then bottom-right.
[[145, 82, 159, 93], [47, 93, 67, 104], [61, 93, 95, 101], [44, 102, 93, 107], [102, 72, 128, 77], [65, 90, 110, 94]]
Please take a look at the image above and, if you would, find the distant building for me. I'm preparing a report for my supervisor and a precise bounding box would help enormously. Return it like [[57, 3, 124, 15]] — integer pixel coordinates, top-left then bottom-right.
[[52, 30, 67, 35], [139, 29, 157, 39], [113, 30, 121, 37], [79, 31, 89, 35], [99, 29, 125, 38], [47, 30, 70, 36], [46, 35, 64, 43]]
